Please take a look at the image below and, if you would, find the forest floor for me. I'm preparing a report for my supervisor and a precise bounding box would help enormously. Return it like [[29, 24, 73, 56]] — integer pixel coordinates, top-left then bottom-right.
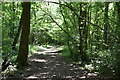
[[22, 46, 86, 80], [2, 46, 116, 80]]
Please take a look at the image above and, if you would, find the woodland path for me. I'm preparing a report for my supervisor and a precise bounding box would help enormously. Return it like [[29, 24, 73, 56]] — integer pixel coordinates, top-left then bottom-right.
[[22, 46, 86, 80], [3, 46, 116, 80]]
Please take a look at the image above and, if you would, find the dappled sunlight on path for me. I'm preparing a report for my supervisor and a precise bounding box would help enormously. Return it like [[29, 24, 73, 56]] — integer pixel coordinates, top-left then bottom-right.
[[22, 46, 86, 80], [2, 46, 116, 80]]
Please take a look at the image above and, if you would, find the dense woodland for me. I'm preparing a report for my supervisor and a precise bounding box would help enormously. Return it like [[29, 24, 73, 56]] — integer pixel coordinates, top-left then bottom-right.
[[1, 1, 120, 80]]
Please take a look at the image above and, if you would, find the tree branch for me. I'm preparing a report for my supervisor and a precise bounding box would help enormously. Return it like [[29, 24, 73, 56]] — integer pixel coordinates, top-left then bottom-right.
[[50, 1, 119, 41], [40, 7, 78, 43]]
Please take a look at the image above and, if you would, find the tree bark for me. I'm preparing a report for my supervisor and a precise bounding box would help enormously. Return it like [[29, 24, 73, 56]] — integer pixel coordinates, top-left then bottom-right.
[[16, 2, 31, 67]]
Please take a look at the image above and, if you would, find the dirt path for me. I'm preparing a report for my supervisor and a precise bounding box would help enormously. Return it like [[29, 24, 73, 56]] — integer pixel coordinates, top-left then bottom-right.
[[2, 46, 117, 80], [21, 46, 85, 80]]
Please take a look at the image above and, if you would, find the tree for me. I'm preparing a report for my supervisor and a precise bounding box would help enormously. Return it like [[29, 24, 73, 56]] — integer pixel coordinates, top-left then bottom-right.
[[104, 2, 109, 49], [2, 2, 22, 71], [16, 2, 31, 67], [12, 11, 23, 51], [78, 3, 88, 62], [115, 2, 120, 79]]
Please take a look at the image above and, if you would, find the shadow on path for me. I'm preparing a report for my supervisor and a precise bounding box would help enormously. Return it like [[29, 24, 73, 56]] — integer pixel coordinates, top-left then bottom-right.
[[2, 46, 117, 80], [22, 46, 85, 80]]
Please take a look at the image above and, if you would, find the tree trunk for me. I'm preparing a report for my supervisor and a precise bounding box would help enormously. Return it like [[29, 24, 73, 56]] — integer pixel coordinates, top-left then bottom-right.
[[12, 11, 23, 51], [16, 2, 31, 67], [9, 2, 15, 38], [115, 2, 120, 79], [78, 3, 88, 62], [104, 2, 109, 49]]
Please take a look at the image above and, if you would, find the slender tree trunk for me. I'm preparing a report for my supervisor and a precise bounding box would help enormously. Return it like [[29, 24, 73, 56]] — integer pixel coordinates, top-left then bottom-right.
[[94, 8, 99, 50], [83, 5, 88, 60], [104, 2, 109, 49], [115, 2, 120, 79], [2, 2, 16, 71], [9, 2, 15, 38], [88, 6, 92, 54], [59, 4, 74, 58], [12, 11, 23, 51], [16, 2, 31, 67], [78, 3, 82, 60], [78, 3, 88, 62]]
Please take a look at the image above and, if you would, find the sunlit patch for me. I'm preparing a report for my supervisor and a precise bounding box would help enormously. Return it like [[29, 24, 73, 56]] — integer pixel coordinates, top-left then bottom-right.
[[55, 64, 60, 66], [27, 76, 38, 79], [78, 67, 84, 70], [48, 53, 58, 55], [26, 68, 31, 71], [41, 76, 47, 78], [35, 52, 46, 55], [85, 64, 94, 71], [39, 72, 49, 75], [43, 67, 47, 69], [87, 73, 97, 77], [73, 65, 76, 67], [51, 56, 56, 58], [69, 64, 74, 66], [32, 59, 47, 62], [65, 76, 73, 78], [74, 68, 79, 70], [70, 69, 74, 71], [79, 76, 86, 79], [38, 68, 41, 70], [52, 75, 57, 77], [74, 72, 77, 73], [43, 49, 60, 53]]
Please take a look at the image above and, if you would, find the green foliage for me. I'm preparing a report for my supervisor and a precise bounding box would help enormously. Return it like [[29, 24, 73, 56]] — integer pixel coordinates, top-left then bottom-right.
[[59, 45, 79, 61], [59, 46, 71, 57], [2, 2, 22, 65], [29, 45, 43, 54], [2, 2, 120, 78], [90, 50, 116, 76]]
